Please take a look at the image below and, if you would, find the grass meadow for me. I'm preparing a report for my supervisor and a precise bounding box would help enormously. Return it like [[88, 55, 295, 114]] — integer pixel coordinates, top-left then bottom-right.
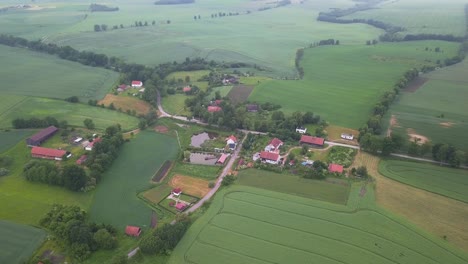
[[384, 59, 468, 151], [169, 185, 468, 264], [344, 0, 467, 37], [237, 169, 350, 205], [161, 94, 192, 116], [0, 129, 34, 153], [89, 131, 178, 230], [0, 97, 139, 131], [379, 160, 468, 203], [0, 220, 46, 264], [0, 45, 118, 101], [249, 41, 459, 128]]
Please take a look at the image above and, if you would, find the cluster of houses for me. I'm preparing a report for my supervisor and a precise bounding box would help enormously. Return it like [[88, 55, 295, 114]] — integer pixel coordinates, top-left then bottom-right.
[[117, 80, 144, 93]]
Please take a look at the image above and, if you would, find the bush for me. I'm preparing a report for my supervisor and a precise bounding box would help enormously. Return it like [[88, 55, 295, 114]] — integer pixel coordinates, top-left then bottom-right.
[[208, 181, 215, 188], [221, 175, 236, 186], [0, 168, 9, 176]]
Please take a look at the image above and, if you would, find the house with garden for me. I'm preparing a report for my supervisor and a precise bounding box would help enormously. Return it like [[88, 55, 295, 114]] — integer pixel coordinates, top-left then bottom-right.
[[259, 151, 281, 164], [226, 135, 237, 150], [131, 80, 143, 87], [264, 138, 283, 153]]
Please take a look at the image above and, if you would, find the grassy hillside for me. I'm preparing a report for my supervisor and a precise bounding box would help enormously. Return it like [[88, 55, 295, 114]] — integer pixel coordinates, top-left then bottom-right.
[[379, 160, 468, 203], [249, 41, 458, 128], [169, 185, 468, 264], [0, 45, 118, 101]]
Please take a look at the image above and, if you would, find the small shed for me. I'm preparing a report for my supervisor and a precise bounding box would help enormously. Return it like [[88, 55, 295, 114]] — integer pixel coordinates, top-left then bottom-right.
[[175, 203, 187, 211], [183, 86, 191, 93], [125, 226, 142, 237], [76, 155, 87, 165], [217, 153, 229, 164], [328, 164, 344, 173]]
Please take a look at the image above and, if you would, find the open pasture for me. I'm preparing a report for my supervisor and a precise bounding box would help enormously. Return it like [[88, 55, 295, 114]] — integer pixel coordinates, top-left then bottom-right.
[[98, 94, 152, 116], [169, 185, 468, 264], [0, 130, 34, 153], [89, 131, 178, 229], [385, 59, 468, 150], [0, 45, 118, 101], [344, 0, 467, 37], [0, 97, 139, 131], [249, 41, 459, 128], [227, 85, 254, 104], [170, 162, 221, 180], [161, 94, 192, 116], [237, 169, 350, 205], [0, 220, 46, 264], [379, 160, 468, 203]]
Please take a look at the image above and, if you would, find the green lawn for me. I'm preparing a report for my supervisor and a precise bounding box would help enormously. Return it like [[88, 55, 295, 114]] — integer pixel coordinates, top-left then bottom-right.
[[379, 160, 468, 203], [161, 94, 192, 116], [0, 220, 46, 264], [169, 185, 468, 264], [0, 97, 139, 131], [170, 162, 221, 180], [237, 169, 350, 205], [0, 130, 34, 153], [89, 131, 179, 230], [0, 45, 118, 101], [384, 58, 468, 151], [249, 41, 459, 128]]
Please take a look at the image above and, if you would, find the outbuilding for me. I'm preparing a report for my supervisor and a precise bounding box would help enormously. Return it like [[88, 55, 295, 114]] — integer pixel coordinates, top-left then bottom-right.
[[26, 126, 58, 146], [31, 147, 66, 161], [328, 163, 344, 174], [300, 135, 325, 147], [125, 226, 142, 237]]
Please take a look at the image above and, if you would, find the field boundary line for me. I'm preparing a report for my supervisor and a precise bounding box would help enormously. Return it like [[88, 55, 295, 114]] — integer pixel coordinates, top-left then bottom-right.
[[0, 96, 29, 119]]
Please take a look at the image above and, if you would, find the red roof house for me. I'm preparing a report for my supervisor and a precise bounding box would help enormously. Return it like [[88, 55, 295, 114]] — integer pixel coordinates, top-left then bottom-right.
[[207, 106, 222, 112], [265, 138, 283, 152], [76, 155, 88, 165], [125, 226, 142, 237], [328, 164, 344, 173], [183, 86, 191, 92], [260, 151, 280, 164], [131, 81, 143, 87], [172, 188, 182, 196], [31, 147, 66, 160], [175, 203, 187, 211], [217, 153, 229, 164], [300, 135, 325, 147], [85, 138, 102, 151]]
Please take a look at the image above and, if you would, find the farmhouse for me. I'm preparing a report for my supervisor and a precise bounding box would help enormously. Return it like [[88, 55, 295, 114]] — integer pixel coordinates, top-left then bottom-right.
[[328, 163, 344, 174], [26, 126, 58, 146], [341, 133, 354, 140], [85, 138, 101, 151], [264, 138, 283, 153], [217, 153, 229, 164], [31, 147, 66, 161], [260, 151, 280, 164], [296, 127, 307, 134], [300, 135, 325, 147], [76, 155, 87, 165], [226, 135, 237, 150], [172, 188, 182, 196], [125, 226, 142, 237], [207, 106, 222, 112], [246, 104, 259, 112], [131, 80, 143, 87], [183, 86, 191, 93]]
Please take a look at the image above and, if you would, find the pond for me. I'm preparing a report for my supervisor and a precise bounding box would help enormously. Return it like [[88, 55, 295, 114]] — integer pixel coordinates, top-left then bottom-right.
[[190, 132, 218, 147]]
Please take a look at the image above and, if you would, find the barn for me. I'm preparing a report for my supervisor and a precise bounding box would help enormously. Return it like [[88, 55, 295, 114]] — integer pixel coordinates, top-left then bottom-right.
[[300, 135, 325, 147], [31, 147, 66, 160], [26, 126, 58, 146]]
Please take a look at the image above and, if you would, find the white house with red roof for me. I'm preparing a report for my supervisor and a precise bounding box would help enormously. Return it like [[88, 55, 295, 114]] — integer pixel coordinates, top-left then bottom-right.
[[226, 135, 237, 150], [85, 138, 102, 151], [172, 188, 182, 196], [131, 80, 143, 88], [264, 138, 283, 153], [260, 151, 280, 164]]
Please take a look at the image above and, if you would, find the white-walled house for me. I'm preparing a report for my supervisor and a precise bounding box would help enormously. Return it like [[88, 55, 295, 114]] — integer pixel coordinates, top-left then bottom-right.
[[296, 127, 307, 134], [131, 81, 143, 88], [260, 151, 280, 164], [341, 133, 354, 140]]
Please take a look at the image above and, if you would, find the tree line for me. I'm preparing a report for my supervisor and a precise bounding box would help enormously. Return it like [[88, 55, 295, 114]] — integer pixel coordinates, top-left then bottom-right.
[[89, 4, 119, 12], [94, 20, 159, 32], [12, 116, 67, 129]]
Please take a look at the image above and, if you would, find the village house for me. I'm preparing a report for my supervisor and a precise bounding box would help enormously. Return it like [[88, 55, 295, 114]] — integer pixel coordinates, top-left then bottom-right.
[[31, 147, 66, 161], [259, 151, 280, 164], [131, 80, 143, 88], [341, 133, 354, 140], [175, 203, 187, 211], [328, 163, 344, 174], [296, 127, 307, 134], [264, 138, 283, 153], [207, 106, 222, 112], [85, 138, 101, 151], [300, 135, 325, 147], [125, 226, 142, 237], [183, 86, 192, 93], [222, 76, 239, 85], [26, 126, 58, 146], [226, 135, 237, 150], [172, 188, 182, 196]]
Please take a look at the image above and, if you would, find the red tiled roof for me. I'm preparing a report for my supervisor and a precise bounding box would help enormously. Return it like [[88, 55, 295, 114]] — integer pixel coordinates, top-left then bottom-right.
[[31, 147, 66, 158], [125, 226, 141, 237], [172, 188, 182, 194], [328, 164, 344, 173], [207, 106, 222, 112], [87, 138, 102, 148], [300, 135, 325, 146], [175, 203, 187, 211], [131, 80, 142, 86], [183, 86, 191, 92], [269, 138, 283, 148], [260, 151, 280, 161], [217, 153, 228, 163], [226, 135, 237, 142]]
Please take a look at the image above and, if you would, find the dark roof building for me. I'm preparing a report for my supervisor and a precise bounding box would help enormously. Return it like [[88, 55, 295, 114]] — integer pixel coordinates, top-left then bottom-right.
[[26, 126, 58, 146], [31, 147, 66, 160], [300, 135, 325, 146]]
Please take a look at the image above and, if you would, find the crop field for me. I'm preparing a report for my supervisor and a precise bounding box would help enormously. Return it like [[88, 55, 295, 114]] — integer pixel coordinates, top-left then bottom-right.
[[227, 85, 254, 104], [249, 41, 459, 128], [207, 86, 233, 99], [0, 0, 380, 76], [169, 185, 468, 264], [0, 220, 46, 264], [89, 131, 178, 229], [0, 45, 118, 101], [344, 0, 467, 37], [0, 142, 93, 225], [384, 59, 468, 150], [0, 97, 139, 131], [143, 184, 173, 205], [0, 130, 34, 153], [379, 160, 468, 203], [98, 94, 152, 116], [169, 174, 211, 198], [237, 169, 350, 205]]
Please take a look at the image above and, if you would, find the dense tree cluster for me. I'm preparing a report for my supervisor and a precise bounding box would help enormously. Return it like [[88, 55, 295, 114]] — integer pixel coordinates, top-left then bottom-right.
[[139, 219, 191, 255], [12, 116, 67, 129], [89, 4, 119, 12], [23, 162, 88, 191], [39, 204, 117, 261], [295, 48, 304, 78]]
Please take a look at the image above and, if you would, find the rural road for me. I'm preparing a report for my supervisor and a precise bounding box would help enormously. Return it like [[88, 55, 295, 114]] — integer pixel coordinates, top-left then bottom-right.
[[185, 134, 246, 214]]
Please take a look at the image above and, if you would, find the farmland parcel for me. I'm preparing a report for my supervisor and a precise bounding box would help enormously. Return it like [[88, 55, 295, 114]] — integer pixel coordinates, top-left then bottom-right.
[[169, 185, 468, 264]]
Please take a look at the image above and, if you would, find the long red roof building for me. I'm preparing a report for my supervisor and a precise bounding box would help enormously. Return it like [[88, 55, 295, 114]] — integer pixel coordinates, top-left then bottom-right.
[[31, 147, 66, 160], [300, 135, 325, 146]]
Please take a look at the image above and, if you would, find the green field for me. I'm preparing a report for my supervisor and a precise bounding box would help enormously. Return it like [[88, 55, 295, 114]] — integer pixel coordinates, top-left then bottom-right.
[[0, 45, 118, 101], [170, 162, 221, 180], [249, 41, 459, 128], [161, 94, 192, 116], [0, 97, 139, 131], [0, 130, 34, 153], [89, 131, 178, 230], [379, 160, 468, 203], [344, 0, 467, 37], [385, 59, 468, 150], [237, 169, 350, 205], [169, 185, 468, 264], [0, 220, 46, 264]]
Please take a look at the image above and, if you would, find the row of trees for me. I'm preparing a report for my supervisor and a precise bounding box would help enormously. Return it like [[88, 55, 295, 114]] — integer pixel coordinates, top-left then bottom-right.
[[12, 116, 67, 129], [38, 204, 118, 262], [209, 12, 240, 18], [23, 162, 88, 191]]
